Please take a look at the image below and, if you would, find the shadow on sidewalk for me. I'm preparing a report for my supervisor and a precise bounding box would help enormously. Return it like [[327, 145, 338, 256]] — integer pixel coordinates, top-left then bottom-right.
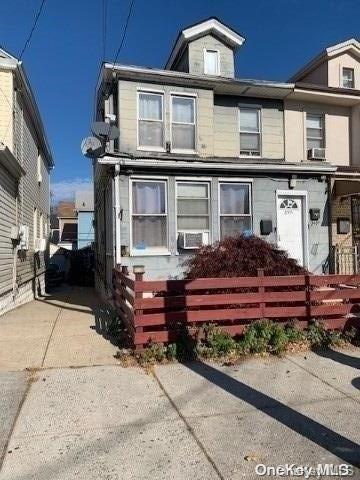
[[35, 284, 119, 347], [183, 360, 360, 466]]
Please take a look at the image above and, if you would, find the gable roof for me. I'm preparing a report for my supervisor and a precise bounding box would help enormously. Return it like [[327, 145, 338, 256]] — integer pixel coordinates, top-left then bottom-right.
[[0, 47, 54, 168], [165, 17, 245, 70], [289, 38, 360, 82]]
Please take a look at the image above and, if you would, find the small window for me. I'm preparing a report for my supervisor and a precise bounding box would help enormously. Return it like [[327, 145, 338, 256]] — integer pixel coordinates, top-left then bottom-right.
[[219, 183, 252, 239], [138, 92, 164, 149], [204, 49, 219, 75], [177, 181, 210, 240], [342, 67, 355, 88], [239, 108, 261, 156], [306, 113, 325, 149], [171, 95, 196, 151], [37, 153, 42, 183], [131, 180, 168, 252]]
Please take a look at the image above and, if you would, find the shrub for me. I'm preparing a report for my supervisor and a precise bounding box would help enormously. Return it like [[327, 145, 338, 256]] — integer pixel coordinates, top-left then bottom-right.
[[184, 234, 308, 279], [305, 320, 328, 347], [239, 319, 292, 355], [199, 324, 237, 357]]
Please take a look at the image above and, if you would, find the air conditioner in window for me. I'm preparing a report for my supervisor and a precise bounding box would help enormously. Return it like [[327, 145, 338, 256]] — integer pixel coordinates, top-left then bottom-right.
[[34, 238, 47, 252], [307, 148, 326, 161], [19, 225, 29, 250], [178, 231, 209, 249]]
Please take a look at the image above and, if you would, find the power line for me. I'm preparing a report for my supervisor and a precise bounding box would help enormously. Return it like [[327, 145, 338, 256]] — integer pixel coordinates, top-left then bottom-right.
[[112, 0, 135, 69], [102, 0, 108, 62], [19, 0, 46, 60]]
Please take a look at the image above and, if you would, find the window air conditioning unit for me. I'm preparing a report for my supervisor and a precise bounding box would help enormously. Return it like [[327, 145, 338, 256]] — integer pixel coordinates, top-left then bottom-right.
[[178, 231, 209, 249], [19, 225, 29, 250], [307, 148, 326, 161], [34, 238, 47, 252]]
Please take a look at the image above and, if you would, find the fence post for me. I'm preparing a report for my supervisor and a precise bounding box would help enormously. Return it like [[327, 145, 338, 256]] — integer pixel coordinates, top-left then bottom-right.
[[305, 273, 311, 325], [257, 268, 265, 318], [133, 265, 145, 350]]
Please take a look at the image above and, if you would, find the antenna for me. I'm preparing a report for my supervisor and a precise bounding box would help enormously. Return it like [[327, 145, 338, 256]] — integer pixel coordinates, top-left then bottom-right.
[[81, 137, 103, 158], [91, 121, 119, 141]]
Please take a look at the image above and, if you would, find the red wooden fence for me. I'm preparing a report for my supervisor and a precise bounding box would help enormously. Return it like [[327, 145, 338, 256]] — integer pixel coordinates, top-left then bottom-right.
[[113, 265, 360, 349]]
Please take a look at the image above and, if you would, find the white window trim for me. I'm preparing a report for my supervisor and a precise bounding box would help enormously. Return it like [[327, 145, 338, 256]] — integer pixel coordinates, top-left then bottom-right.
[[33, 207, 38, 249], [341, 66, 355, 89], [129, 177, 170, 256], [306, 112, 325, 150], [203, 48, 220, 76], [170, 94, 197, 154], [218, 181, 253, 240], [238, 106, 262, 158], [137, 90, 166, 152], [175, 180, 212, 253]]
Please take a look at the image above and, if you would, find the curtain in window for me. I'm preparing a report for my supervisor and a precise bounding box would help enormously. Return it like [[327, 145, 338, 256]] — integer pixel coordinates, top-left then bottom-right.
[[204, 50, 218, 75], [220, 184, 249, 215], [172, 97, 194, 123], [132, 181, 167, 249], [139, 94, 162, 120], [132, 182, 165, 214], [133, 217, 167, 248], [220, 217, 251, 238]]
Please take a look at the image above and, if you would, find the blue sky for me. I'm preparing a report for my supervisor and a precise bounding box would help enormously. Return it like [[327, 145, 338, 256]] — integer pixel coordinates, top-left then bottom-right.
[[1, 0, 359, 202]]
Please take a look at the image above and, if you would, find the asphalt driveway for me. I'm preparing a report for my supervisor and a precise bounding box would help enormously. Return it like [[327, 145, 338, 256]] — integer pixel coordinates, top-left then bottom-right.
[[0, 287, 359, 479]]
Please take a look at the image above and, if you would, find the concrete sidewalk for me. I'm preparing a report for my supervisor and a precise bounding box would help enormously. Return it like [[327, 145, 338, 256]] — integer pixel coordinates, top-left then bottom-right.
[[0, 286, 119, 371], [0, 288, 359, 479]]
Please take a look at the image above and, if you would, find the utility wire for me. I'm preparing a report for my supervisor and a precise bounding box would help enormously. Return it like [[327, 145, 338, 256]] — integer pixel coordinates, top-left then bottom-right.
[[112, 0, 135, 69], [19, 0, 46, 60], [102, 0, 108, 62]]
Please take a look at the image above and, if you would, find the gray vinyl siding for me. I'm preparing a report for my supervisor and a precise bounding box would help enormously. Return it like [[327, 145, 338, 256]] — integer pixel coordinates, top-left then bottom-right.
[[15, 100, 50, 287], [112, 173, 329, 280], [187, 34, 235, 78], [213, 96, 284, 159], [0, 163, 17, 295]]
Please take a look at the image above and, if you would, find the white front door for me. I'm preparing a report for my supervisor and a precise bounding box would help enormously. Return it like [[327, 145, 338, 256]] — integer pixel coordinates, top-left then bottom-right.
[[276, 192, 306, 266]]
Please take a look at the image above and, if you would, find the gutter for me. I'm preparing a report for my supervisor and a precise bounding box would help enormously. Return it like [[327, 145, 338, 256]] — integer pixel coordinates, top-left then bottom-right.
[[98, 155, 337, 175]]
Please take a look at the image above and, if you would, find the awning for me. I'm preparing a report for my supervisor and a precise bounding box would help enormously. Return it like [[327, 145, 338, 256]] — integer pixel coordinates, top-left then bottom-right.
[[335, 179, 360, 196], [0, 143, 25, 179]]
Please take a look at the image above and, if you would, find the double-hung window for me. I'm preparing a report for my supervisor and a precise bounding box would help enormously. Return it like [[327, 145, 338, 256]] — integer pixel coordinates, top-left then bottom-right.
[[306, 113, 325, 150], [131, 179, 168, 253], [342, 67, 355, 89], [176, 182, 210, 247], [219, 183, 252, 239], [138, 92, 164, 149], [204, 49, 220, 75], [171, 95, 196, 151], [239, 107, 261, 156]]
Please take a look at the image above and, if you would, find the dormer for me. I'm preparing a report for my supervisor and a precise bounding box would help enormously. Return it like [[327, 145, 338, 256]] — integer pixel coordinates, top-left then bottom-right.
[[290, 38, 360, 89], [165, 17, 245, 78]]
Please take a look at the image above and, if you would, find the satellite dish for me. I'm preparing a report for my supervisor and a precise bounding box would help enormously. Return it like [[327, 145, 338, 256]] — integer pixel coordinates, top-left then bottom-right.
[[81, 136, 103, 158], [91, 121, 119, 141]]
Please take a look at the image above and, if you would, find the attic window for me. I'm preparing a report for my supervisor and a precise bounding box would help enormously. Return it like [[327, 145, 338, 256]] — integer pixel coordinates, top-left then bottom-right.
[[204, 49, 220, 75], [342, 68, 354, 88]]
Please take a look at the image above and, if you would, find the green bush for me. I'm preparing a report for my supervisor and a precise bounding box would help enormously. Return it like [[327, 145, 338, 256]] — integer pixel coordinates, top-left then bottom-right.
[[131, 320, 358, 366], [305, 320, 328, 347]]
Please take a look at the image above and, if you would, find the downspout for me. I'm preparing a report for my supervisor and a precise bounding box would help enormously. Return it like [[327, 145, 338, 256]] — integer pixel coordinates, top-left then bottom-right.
[[114, 163, 121, 266], [327, 175, 334, 273]]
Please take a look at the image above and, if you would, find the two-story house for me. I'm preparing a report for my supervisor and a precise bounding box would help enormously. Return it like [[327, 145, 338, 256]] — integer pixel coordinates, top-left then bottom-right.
[[93, 17, 336, 298], [0, 47, 54, 314], [286, 39, 360, 273]]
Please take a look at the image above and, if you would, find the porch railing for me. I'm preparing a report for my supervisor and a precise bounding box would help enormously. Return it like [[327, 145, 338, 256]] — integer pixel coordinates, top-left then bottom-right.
[[333, 246, 358, 274]]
